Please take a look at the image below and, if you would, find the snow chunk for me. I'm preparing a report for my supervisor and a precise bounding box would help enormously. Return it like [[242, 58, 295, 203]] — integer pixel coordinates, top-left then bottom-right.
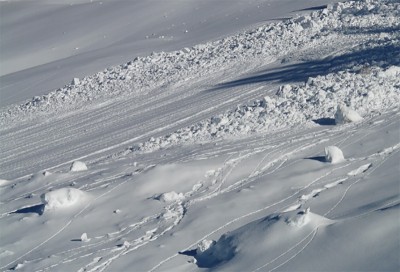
[[324, 146, 345, 164], [41, 188, 88, 211], [70, 161, 88, 172], [196, 239, 216, 255], [347, 163, 372, 176], [154, 191, 184, 203], [71, 78, 80, 85], [0, 179, 12, 186], [334, 104, 363, 125], [80, 233, 91, 242]]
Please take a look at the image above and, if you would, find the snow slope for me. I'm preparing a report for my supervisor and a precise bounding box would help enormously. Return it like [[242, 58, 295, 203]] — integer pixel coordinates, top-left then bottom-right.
[[0, 0, 399, 271], [0, 0, 339, 107]]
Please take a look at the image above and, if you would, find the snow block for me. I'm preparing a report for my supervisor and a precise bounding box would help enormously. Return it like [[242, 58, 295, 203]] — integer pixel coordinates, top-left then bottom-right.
[[41, 188, 88, 211], [80, 233, 91, 242], [70, 161, 88, 172], [324, 146, 345, 164], [334, 104, 362, 125], [71, 78, 80, 85]]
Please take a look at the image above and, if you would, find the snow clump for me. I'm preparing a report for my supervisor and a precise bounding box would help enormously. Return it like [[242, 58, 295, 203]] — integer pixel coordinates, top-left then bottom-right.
[[154, 191, 184, 203], [80, 233, 91, 242], [41, 188, 88, 211], [324, 146, 345, 164], [70, 161, 88, 172], [334, 104, 363, 125]]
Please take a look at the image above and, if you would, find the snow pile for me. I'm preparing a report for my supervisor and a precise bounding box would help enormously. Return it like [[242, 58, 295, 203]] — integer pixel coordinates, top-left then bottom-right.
[[2, 0, 399, 126], [40, 188, 89, 211], [127, 65, 400, 153], [325, 146, 345, 164], [335, 104, 363, 124], [70, 161, 88, 172]]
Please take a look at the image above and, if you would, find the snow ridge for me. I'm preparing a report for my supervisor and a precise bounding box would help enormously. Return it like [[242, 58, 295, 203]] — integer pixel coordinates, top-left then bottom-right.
[[125, 65, 400, 153], [1, 0, 399, 127]]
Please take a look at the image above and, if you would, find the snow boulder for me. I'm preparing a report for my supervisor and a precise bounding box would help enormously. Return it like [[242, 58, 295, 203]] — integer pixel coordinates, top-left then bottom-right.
[[334, 104, 363, 125], [70, 161, 88, 172], [324, 146, 345, 164], [41, 188, 88, 211]]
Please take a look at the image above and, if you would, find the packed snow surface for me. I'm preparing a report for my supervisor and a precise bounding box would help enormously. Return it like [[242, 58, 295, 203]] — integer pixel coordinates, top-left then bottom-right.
[[0, 0, 399, 271]]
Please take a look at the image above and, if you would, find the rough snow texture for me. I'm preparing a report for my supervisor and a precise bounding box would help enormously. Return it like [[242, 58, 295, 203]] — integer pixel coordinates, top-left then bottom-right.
[[1, 0, 399, 128], [325, 146, 345, 164], [127, 65, 400, 154], [335, 104, 363, 124], [40, 188, 88, 211], [69, 161, 88, 172]]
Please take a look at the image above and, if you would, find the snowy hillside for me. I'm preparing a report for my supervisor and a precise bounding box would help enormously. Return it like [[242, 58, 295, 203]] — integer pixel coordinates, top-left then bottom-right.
[[0, 0, 399, 271]]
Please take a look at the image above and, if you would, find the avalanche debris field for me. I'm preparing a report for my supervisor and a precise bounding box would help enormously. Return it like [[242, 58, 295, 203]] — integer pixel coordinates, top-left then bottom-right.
[[0, 0, 399, 271]]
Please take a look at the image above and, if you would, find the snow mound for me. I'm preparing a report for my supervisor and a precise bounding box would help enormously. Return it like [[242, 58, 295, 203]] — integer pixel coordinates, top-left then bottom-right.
[[189, 209, 333, 269], [70, 161, 88, 172], [335, 104, 363, 125], [325, 146, 345, 164], [40, 188, 88, 211], [153, 191, 184, 203]]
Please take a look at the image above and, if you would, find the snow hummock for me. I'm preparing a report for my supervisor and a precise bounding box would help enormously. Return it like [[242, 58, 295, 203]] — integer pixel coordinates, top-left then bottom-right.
[[70, 161, 88, 172], [40, 188, 88, 211], [324, 146, 345, 164], [190, 209, 333, 269], [334, 104, 363, 125]]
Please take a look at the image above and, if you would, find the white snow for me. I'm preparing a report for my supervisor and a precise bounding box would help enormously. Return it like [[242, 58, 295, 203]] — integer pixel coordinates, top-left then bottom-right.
[[154, 191, 185, 203], [334, 104, 363, 125], [324, 146, 345, 164], [40, 188, 88, 211], [0, 0, 399, 271], [79, 233, 91, 243], [69, 161, 88, 172]]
